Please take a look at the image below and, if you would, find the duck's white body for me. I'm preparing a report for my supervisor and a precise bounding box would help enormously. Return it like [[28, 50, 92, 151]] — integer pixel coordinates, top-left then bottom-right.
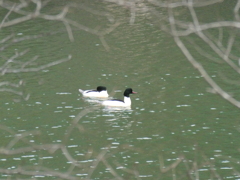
[[79, 86, 109, 98], [79, 89, 108, 98], [102, 97, 131, 107], [102, 88, 136, 107]]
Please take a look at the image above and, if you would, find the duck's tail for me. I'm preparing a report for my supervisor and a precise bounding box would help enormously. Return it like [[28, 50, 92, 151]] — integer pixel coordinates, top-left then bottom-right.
[[78, 89, 84, 94]]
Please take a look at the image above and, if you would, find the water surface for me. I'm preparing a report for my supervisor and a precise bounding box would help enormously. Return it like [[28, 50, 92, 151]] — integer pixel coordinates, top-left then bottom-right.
[[0, 0, 240, 179]]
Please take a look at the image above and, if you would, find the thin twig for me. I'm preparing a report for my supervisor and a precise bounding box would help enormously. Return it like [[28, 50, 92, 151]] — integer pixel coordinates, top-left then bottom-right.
[[3, 55, 72, 73], [0, 3, 16, 29]]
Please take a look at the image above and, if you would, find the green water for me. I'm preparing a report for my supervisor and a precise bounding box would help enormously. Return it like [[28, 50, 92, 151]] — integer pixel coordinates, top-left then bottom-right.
[[0, 0, 240, 179]]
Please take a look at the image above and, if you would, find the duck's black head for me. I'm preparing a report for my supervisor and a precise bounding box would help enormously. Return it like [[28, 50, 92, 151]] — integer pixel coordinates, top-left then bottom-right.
[[123, 88, 137, 97], [97, 86, 107, 92]]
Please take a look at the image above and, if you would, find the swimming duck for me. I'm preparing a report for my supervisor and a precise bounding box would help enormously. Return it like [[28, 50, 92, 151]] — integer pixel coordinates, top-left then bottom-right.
[[79, 86, 109, 98], [102, 88, 137, 107]]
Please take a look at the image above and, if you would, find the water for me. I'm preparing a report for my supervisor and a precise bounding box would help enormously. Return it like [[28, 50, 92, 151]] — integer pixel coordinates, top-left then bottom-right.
[[0, 0, 240, 179]]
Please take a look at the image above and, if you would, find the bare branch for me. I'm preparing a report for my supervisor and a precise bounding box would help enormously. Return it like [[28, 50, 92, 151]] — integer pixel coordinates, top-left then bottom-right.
[[0, 80, 23, 88], [63, 21, 74, 42], [159, 155, 184, 173], [0, 2, 16, 29], [148, 0, 223, 8], [86, 149, 108, 179], [168, 2, 240, 108], [0, 167, 77, 180], [61, 146, 83, 168], [101, 157, 124, 180], [234, 0, 240, 21], [0, 144, 61, 155], [0, 14, 33, 28], [68, 3, 115, 23], [0, 33, 14, 43], [3, 55, 72, 73], [6, 130, 41, 150], [0, 88, 23, 95]]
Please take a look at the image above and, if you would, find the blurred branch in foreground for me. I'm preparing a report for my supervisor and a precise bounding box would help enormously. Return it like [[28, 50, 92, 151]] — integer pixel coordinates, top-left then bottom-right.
[[0, 107, 238, 179], [165, 0, 240, 108], [0, 0, 120, 47], [106, 0, 240, 108], [0, 107, 124, 179], [0, 0, 121, 100]]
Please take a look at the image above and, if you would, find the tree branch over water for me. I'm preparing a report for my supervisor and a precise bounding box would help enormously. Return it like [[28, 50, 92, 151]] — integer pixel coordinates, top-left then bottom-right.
[[106, 0, 240, 108], [0, 0, 121, 100], [0, 107, 233, 179], [0, 107, 127, 179], [1, 0, 240, 179], [164, 0, 240, 108], [105, 0, 240, 108]]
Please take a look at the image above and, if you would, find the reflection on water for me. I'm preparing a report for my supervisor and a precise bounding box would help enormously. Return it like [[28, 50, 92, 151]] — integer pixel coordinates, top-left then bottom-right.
[[102, 106, 132, 112], [80, 97, 103, 104]]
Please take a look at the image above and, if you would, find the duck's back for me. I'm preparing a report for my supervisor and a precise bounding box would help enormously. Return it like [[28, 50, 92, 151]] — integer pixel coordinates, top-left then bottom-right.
[[79, 89, 108, 98]]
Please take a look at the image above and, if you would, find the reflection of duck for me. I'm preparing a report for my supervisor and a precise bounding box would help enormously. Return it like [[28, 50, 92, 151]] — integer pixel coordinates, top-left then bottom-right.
[[79, 86, 109, 98], [102, 88, 137, 107]]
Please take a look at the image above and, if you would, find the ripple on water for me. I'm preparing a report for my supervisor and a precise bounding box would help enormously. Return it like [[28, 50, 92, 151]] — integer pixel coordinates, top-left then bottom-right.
[[136, 137, 152, 140], [56, 92, 72, 95], [64, 106, 73, 108], [40, 156, 53, 159], [67, 145, 78, 148], [139, 175, 153, 177], [51, 125, 62, 129], [220, 167, 233, 170], [76, 173, 88, 177], [21, 155, 35, 158]]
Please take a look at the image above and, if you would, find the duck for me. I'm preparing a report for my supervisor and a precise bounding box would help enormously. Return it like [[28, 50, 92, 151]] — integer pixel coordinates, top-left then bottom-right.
[[102, 88, 137, 107], [79, 86, 109, 98]]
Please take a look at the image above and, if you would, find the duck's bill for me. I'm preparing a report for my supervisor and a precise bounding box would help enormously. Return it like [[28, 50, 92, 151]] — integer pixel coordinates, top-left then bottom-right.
[[132, 91, 137, 94]]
